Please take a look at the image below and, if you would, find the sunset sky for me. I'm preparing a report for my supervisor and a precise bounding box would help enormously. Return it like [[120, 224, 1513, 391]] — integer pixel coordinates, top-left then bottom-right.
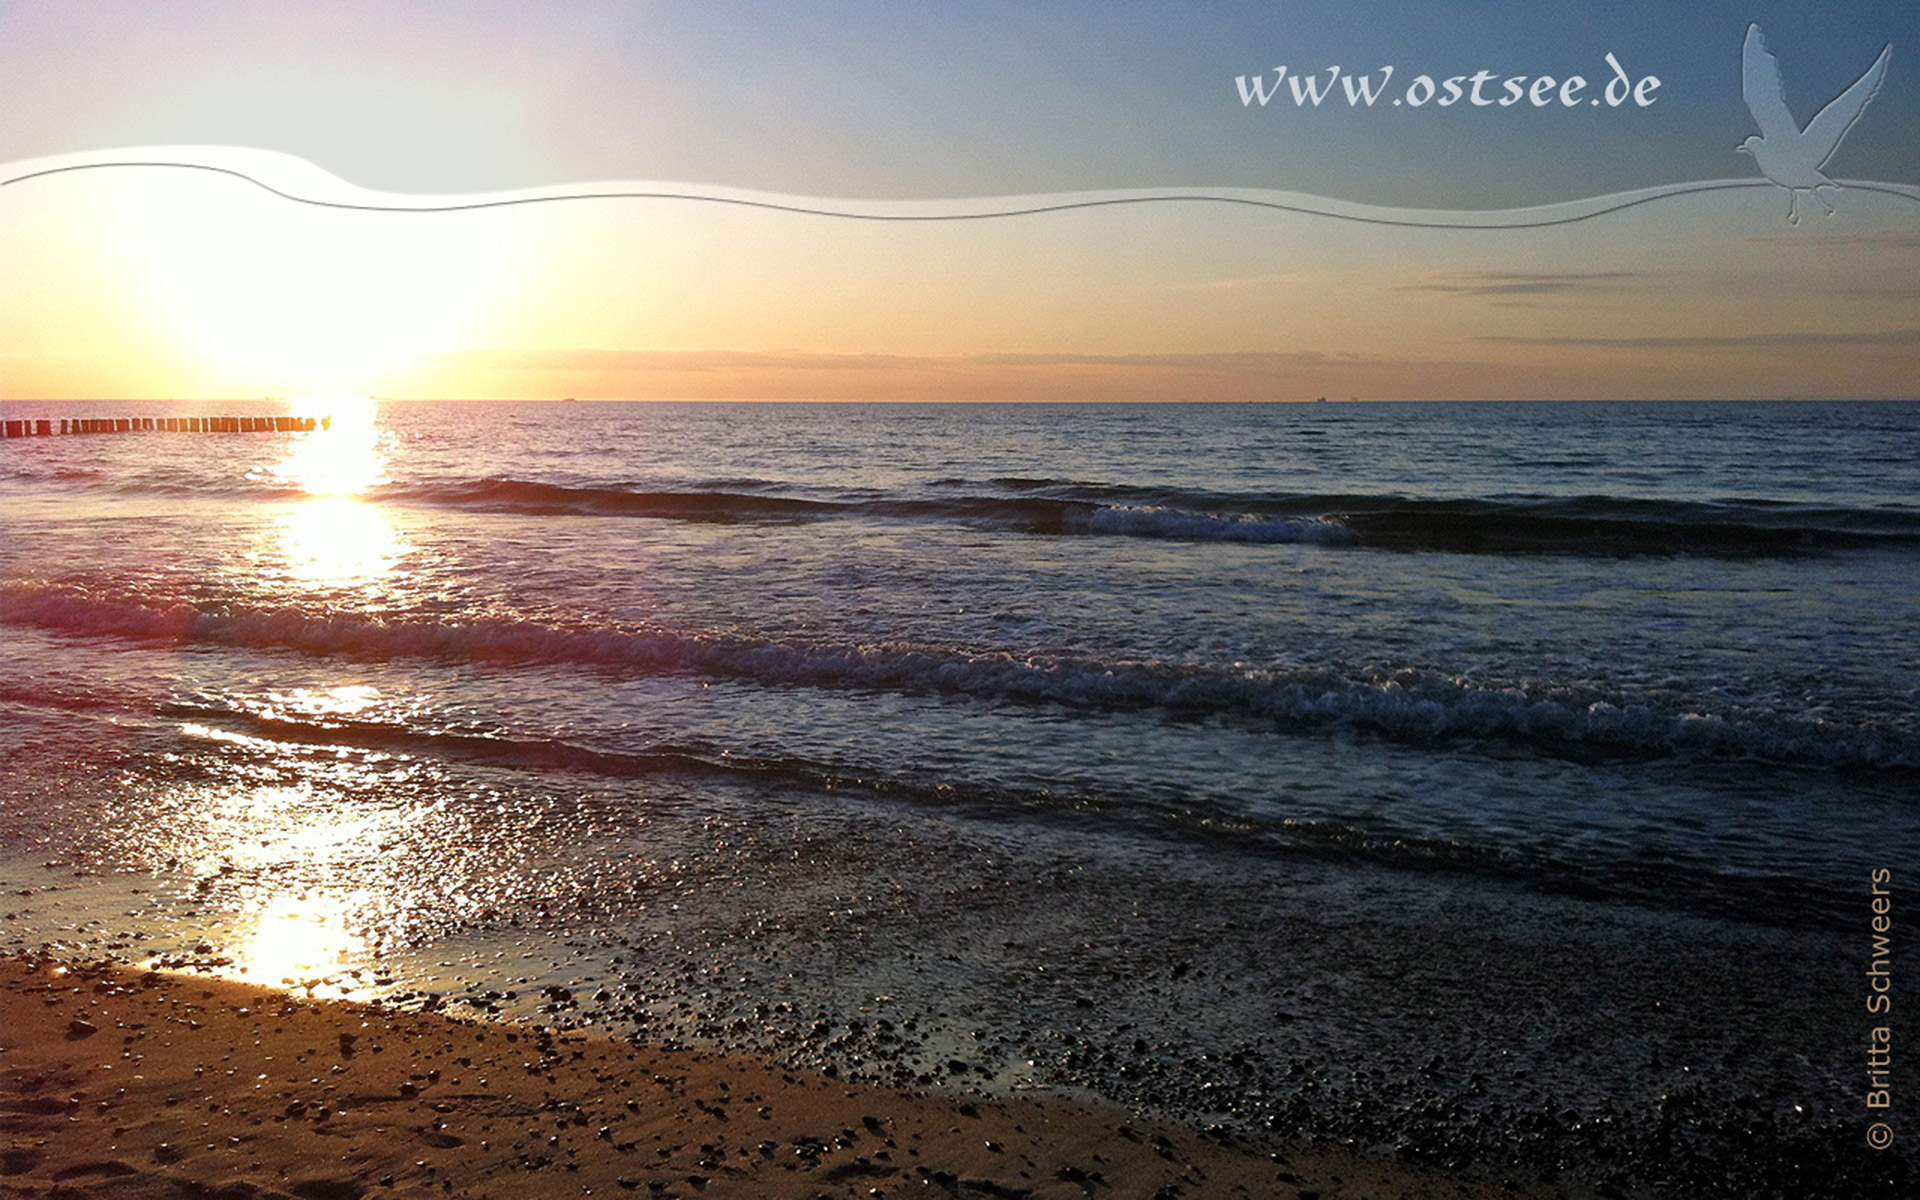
[[2, 0, 1916, 402]]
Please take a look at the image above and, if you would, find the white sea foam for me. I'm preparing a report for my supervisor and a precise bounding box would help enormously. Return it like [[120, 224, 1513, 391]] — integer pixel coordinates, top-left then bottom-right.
[[1079, 506, 1359, 545]]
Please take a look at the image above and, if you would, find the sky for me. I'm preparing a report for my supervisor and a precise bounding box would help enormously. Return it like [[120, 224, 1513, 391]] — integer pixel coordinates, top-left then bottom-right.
[[1, 0, 1916, 402]]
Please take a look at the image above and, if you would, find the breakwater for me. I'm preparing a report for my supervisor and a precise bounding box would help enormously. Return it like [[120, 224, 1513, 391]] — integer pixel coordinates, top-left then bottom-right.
[[1, 415, 327, 438]]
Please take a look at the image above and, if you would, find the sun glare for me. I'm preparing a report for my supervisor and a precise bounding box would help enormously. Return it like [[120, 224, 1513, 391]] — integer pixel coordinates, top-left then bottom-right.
[[234, 890, 369, 993], [278, 395, 387, 496], [277, 497, 406, 586], [266, 396, 405, 584], [151, 776, 419, 997], [113, 174, 507, 394]]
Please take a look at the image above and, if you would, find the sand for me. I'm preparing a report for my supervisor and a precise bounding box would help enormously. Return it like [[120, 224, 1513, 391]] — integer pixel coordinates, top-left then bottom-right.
[[0, 953, 1615, 1200]]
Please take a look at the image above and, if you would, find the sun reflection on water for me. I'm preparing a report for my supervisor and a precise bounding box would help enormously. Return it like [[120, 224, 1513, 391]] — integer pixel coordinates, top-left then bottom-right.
[[150, 767, 427, 998], [266, 396, 407, 586], [234, 890, 369, 994], [277, 496, 405, 585], [278, 395, 387, 497], [267, 683, 384, 719]]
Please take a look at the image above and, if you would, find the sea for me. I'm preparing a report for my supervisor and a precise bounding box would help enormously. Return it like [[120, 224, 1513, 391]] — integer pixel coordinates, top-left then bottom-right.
[[2, 398, 1915, 1197]]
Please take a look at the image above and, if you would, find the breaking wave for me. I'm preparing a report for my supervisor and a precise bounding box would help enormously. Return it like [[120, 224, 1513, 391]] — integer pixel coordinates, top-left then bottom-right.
[[3, 582, 1913, 770]]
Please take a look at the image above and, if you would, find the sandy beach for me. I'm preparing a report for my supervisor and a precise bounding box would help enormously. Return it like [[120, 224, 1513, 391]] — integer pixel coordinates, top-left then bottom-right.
[[0, 953, 1630, 1200]]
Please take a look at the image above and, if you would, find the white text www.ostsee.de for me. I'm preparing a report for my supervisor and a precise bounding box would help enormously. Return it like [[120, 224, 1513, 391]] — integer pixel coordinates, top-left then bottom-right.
[[1236, 54, 1660, 109]]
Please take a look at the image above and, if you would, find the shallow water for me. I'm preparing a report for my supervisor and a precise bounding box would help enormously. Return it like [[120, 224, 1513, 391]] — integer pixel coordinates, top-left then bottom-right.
[[2, 398, 1915, 1196]]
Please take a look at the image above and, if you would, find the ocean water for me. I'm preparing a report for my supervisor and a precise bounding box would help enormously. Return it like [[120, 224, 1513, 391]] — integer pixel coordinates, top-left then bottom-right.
[[2, 399, 1915, 1196]]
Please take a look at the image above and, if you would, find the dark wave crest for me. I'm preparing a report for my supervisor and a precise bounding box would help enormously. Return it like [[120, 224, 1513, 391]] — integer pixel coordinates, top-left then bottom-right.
[[25, 463, 1920, 556], [370, 478, 1920, 557], [4, 583, 1913, 770]]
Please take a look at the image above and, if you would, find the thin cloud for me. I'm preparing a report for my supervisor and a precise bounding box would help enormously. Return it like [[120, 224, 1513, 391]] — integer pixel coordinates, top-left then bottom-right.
[[1398, 271, 1640, 298], [1821, 285, 1920, 299], [463, 348, 1391, 374], [1739, 231, 1920, 250], [1482, 329, 1920, 349], [465, 348, 927, 373], [970, 351, 1359, 370]]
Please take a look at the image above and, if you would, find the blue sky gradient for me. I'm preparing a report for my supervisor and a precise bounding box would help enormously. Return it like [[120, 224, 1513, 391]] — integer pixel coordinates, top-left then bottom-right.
[[1, 1, 1912, 205]]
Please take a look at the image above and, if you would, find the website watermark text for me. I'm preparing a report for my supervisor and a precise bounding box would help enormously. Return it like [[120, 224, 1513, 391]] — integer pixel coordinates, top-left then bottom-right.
[[1236, 53, 1659, 110]]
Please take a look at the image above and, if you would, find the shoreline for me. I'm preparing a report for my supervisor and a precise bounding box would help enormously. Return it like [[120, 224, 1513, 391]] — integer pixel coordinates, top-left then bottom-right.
[[0, 952, 1617, 1200]]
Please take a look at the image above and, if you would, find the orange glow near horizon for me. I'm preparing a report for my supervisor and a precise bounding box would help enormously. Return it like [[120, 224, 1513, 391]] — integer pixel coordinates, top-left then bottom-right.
[[1, 152, 1916, 402]]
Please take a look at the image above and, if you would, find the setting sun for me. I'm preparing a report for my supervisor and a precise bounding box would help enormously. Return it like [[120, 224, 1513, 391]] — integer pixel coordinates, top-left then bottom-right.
[[109, 172, 511, 395]]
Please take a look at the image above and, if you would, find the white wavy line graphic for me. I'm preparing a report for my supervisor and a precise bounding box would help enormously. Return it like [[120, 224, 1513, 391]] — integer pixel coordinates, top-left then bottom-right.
[[3, 146, 1918, 228]]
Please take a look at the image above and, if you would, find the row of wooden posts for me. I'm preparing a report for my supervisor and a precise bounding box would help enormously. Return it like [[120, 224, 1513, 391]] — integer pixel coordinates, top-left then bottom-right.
[[1, 415, 329, 438]]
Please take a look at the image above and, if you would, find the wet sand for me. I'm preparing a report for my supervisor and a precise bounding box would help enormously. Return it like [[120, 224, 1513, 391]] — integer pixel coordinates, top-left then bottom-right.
[[0, 953, 1620, 1200]]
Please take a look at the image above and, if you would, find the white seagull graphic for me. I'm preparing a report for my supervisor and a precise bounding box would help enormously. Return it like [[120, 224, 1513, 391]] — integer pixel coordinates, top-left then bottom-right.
[[1739, 23, 1891, 224]]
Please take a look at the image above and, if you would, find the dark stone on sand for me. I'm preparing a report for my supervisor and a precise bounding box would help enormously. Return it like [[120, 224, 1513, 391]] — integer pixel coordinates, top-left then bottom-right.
[[66, 1019, 99, 1038]]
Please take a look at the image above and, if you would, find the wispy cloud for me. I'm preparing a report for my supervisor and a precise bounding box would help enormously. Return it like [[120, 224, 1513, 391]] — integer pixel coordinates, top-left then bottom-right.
[[968, 350, 1372, 370], [1398, 271, 1640, 298], [433, 346, 1551, 402], [1820, 286, 1920, 299], [1482, 329, 1920, 349], [463, 348, 1386, 374], [430, 338, 1917, 402], [465, 348, 927, 373], [1739, 231, 1920, 250]]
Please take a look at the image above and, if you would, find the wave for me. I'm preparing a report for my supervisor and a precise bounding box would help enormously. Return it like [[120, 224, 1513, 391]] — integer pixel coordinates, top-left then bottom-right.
[[384, 477, 846, 520], [389, 478, 1920, 556], [119, 699, 1874, 929], [23, 463, 1920, 556], [4, 582, 1913, 770]]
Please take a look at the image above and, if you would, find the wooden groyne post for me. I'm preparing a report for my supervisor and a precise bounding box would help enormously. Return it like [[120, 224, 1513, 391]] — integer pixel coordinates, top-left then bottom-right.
[[2, 415, 328, 439]]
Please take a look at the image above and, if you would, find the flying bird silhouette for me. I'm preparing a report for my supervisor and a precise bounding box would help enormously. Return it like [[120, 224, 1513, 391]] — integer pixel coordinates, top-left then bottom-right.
[[1739, 23, 1891, 224]]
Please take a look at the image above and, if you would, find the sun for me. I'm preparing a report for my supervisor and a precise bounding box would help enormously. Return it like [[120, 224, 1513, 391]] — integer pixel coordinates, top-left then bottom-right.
[[111, 168, 510, 395]]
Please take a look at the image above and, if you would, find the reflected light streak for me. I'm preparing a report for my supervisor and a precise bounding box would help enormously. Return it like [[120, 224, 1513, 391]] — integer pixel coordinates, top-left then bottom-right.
[[265, 395, 407, 587], [162, 781, 392, 874], [152, 778, 431, 998], [234, 890, 369, 994], [277, 495, 405, 586], [279, 395, 387, 496], [267, 684, 384, 719]]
